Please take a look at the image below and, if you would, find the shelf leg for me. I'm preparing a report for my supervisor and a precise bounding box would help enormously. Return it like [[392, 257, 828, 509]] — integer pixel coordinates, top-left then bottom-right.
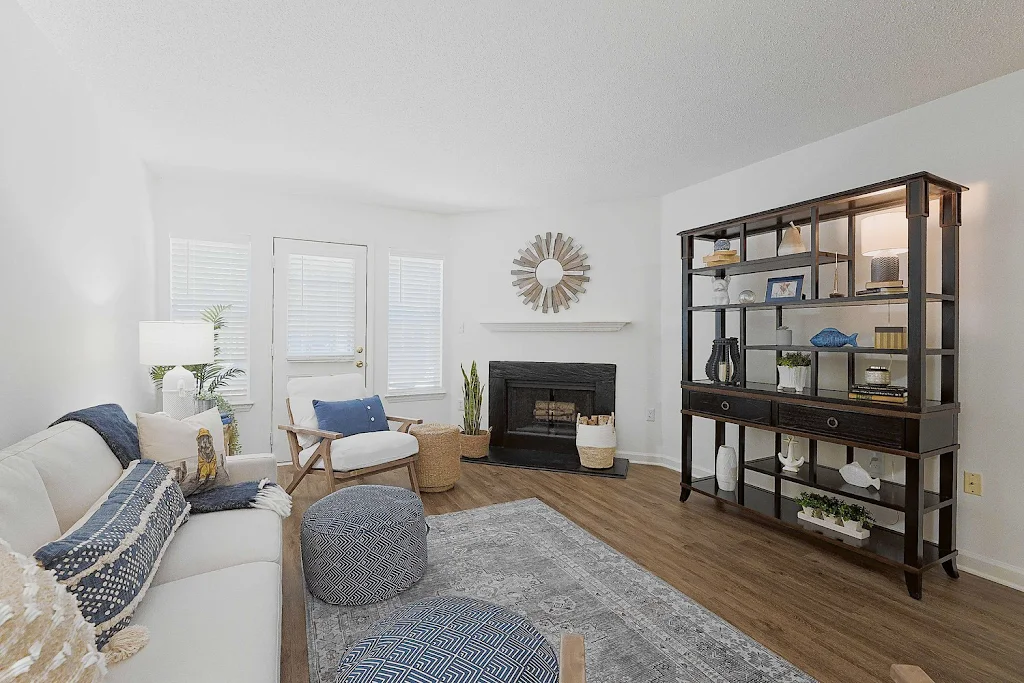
[[737, 426, 745, 506], [942, 558, 960, 580], [680, 412, 693, 502], [904, 571, 923, 600]]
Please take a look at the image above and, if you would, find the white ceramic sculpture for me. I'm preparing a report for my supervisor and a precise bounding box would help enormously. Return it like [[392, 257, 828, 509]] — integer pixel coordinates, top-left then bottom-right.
[[839, 461, 881, 489], [716, 445, 737, 492], [778, 223, 806, 255], [777, 365, 810, 392], [777, 438, 805, 472], [711, 275, 731, 306]]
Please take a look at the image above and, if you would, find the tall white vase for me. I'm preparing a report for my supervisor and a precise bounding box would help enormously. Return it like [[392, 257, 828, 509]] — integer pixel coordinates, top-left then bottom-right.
[[716, 445, 738, 492]]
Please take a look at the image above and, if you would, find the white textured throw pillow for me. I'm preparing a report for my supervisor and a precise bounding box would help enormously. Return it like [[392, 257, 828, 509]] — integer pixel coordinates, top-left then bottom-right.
[[0, 538, 106, 681], [137, 409, 227, 495]]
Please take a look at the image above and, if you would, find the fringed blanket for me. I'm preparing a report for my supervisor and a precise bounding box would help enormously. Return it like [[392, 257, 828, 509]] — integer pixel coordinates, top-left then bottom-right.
[[51, 404, 291, 519]]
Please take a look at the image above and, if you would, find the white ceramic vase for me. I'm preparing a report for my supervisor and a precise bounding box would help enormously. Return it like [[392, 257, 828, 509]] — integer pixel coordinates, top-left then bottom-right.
[[716, 445, 738, 492], [777, 365, 810, 392]]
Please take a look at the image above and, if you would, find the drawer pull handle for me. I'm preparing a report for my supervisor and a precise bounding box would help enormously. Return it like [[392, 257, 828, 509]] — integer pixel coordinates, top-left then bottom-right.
[[721, 401, 730, 411], [826, 417, 839, 429]]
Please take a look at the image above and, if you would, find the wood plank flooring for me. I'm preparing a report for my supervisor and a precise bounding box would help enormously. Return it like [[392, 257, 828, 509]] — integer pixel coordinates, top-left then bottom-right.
[[281, 462, 1024, 683]]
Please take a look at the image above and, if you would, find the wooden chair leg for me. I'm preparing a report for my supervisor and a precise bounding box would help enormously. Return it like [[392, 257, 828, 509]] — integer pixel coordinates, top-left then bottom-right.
[[407, 461, 420, 496], [286, 447, 324, 495], [321, 445, 337, 495]]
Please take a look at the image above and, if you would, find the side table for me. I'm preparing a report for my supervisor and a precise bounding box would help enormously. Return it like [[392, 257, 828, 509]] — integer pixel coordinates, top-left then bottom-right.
[[409, 423, 460, 493]]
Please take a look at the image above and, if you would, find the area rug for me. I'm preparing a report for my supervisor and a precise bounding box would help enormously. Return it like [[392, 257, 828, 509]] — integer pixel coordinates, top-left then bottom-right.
[[305, 498, 815, 683]]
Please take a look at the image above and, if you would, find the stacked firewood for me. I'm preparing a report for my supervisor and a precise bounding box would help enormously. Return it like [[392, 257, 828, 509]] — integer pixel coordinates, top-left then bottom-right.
[[576, 414, 613, 426], [533, 401, 576, 423]]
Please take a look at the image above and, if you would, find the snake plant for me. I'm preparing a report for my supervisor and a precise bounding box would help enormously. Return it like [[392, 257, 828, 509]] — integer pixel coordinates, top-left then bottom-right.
[[461, 361, 485, 435]]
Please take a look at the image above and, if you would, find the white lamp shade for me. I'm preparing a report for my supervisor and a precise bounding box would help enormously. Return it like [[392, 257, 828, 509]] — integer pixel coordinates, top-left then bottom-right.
[[139, 321, 215, 365], [860, 211, 909, 256]]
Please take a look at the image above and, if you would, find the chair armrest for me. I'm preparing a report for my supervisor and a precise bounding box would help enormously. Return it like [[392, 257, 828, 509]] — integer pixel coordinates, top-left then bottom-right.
[[891, 665, 935, 683], [224, 453, 279, 485], [559, 633, 585, 683], [386, 416, 424, 433], [277, 424, 343, 440]]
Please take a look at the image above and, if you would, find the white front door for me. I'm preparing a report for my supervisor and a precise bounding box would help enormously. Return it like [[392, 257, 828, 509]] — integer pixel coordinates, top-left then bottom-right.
[[271, 238, 368, 461]]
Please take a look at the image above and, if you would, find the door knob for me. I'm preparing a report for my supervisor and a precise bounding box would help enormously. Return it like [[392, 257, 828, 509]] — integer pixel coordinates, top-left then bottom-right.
[[355, 360, 364, 368], [356, 346, 364, 354]]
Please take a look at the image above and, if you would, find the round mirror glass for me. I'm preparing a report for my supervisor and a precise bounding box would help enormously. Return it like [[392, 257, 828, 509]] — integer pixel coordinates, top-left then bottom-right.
[[535, 258, 564, 287]]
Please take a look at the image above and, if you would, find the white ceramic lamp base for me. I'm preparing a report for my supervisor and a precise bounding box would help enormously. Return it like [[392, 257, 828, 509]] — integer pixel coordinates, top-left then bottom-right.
[[161, 365, 198, 420]]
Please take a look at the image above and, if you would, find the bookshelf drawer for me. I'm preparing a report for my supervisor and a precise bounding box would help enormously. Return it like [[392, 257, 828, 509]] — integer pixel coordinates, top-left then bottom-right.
[[777, 403, 905, 448], [689, 391, 772, 424]]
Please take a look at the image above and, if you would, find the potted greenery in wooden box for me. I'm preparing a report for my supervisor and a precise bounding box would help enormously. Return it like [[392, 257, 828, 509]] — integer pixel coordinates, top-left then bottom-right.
[[777, 352, 811, 392], [459, 361, 490, 458]]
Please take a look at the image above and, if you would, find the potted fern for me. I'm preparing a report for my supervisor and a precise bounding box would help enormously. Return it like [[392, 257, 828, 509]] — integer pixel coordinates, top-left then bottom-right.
[[460, 361, 490, 458]]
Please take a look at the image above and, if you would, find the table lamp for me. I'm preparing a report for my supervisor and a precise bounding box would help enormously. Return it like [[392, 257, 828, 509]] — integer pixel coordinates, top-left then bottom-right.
[[860, 210, 908, 291], [139, 321, 215, 419]]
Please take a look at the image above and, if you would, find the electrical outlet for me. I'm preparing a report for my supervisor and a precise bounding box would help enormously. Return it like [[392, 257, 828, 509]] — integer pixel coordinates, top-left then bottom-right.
[[646, 408, 656, 422], [964, 472, 982, 496], [456, 397, 464, 411]]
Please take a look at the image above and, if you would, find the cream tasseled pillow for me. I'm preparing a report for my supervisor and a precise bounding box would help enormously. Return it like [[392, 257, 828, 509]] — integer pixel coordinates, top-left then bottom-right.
[[0, 538, 106, 682]]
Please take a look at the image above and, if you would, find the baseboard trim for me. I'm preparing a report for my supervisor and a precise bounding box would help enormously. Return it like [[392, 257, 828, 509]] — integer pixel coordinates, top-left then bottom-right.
[[958, 551, 1024, 593], [618, 451, 714, 480]]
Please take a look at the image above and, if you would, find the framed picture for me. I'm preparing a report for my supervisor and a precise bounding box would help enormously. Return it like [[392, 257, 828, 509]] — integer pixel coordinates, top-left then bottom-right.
[[765, 275, 804, 303]]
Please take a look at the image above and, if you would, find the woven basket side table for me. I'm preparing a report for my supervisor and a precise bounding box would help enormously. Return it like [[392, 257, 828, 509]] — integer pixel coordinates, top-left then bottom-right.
[[409, 423, 461, 493]]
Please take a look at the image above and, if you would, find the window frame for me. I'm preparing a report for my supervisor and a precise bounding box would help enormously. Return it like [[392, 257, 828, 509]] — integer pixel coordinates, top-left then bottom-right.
[[386, 250, 445, 399]]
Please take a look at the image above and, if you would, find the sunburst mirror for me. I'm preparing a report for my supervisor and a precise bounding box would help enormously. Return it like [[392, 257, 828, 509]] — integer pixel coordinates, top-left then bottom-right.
[[511, 232, 590, 313]]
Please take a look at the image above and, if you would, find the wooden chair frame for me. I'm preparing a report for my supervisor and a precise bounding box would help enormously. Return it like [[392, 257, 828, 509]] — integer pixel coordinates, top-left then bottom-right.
[[278, 398, 423, 497]]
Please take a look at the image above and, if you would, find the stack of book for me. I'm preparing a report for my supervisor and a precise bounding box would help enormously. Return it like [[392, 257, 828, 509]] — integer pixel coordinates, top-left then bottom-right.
[[849, 384, 908, 404]]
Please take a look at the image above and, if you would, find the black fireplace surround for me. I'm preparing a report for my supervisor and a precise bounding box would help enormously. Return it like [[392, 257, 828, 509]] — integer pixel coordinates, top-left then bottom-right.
[[489, 361, 616, 455]]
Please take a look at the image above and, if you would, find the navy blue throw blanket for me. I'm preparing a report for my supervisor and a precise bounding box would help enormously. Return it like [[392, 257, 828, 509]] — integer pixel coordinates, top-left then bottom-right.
[[50, 403, 141, 468]]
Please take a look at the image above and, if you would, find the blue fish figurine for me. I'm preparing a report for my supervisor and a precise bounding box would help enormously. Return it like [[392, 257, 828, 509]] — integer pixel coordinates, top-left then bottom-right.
[[810, 327, 858, 347]]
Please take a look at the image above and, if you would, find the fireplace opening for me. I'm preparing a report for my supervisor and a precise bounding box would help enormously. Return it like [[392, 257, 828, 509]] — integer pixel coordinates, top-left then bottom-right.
[[506, 384, 595, 439]]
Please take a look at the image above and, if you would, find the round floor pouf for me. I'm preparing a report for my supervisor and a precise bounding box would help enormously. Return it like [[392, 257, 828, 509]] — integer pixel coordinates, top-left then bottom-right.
[[335, 596, 559, 683], [410, 423, 461, 492], [301, 485, 427, 606]]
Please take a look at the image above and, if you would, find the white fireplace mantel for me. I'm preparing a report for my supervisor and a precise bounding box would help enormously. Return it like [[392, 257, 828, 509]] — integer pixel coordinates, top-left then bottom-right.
[[479, 321, 631, 333]]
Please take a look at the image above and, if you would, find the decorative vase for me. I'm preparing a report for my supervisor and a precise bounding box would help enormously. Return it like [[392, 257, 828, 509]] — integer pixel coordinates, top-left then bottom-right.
[[459, 429, 491, 459], [716, 445, 738, 492], [711, 275, 731, 305], [775, 326, 793, 346], [777, 365, 810, 392], [778, 223, 806, 255], [705, 338, 741, 384]]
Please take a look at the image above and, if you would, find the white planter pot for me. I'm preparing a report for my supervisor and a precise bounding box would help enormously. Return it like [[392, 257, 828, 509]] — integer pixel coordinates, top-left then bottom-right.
[[801, 506, 815, 516], [716, 445, 738, 492], [823, 514, 837, 525], [777, 365, 810, 392], [843, 519, 863, 533]]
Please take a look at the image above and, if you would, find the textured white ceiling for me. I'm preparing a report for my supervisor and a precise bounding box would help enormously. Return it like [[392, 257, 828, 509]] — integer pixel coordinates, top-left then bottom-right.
[[17, 0, 1024, 211]]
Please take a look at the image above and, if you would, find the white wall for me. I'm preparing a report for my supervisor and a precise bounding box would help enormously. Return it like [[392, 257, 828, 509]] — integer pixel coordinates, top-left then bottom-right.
[[147, 169, 452, 457], [660, 69, 1024, 588], [0, 1, 155, 445], [447, 198, 663, 461]]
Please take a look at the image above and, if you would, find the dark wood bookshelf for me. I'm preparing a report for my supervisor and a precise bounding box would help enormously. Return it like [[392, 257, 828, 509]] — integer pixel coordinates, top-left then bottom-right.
[[678, 172, 965, 599]]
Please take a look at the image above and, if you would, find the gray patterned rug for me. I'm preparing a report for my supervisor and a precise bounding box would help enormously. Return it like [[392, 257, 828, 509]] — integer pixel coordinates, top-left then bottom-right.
[[305, 498, 815, 683]]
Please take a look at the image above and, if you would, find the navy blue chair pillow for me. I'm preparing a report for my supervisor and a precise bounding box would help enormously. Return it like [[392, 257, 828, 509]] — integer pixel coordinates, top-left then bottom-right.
[[313, 396, 389, 437]]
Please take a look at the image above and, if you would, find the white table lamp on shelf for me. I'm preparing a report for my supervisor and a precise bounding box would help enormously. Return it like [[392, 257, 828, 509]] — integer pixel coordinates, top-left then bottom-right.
[[861, 210, 909, 289], [139, 321, 215, 419]]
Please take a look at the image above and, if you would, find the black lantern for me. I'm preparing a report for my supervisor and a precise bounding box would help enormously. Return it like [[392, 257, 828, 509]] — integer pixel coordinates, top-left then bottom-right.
[[705, 337, 741, 384]]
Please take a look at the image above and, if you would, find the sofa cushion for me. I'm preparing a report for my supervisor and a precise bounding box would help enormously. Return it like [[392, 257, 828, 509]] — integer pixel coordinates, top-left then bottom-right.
[[298, 431, 418, 472], [288, 374, 367, 448], [314, 396, 389, 437], [106, 562, 282, 683], [2, 421, 123, 533], [137, 409, 228, 495], [0, 452, 61, 555], [35, 460, 190, 650], [152, 508, 283, 586]]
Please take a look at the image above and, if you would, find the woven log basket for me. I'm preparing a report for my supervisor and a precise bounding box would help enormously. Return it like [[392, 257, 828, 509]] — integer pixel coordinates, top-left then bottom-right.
[[576, 413, 616, 469]]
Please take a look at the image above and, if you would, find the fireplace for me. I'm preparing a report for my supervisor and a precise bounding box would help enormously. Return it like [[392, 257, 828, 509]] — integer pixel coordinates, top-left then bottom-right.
[[489, 361, 616, 458]]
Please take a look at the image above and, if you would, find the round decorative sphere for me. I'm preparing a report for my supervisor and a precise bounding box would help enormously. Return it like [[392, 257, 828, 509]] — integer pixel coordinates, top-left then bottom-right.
[[714, 238, 731, 252], [738, 289, 756, 304]]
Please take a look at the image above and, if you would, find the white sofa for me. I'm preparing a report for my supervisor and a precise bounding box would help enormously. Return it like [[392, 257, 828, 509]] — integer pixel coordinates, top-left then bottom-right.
[[0, 421, 282, 683]]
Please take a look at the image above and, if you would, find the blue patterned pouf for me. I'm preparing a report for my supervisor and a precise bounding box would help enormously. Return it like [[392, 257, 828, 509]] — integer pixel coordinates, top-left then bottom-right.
[[301, 485, 426, 605], [335, 596, 559, 683]]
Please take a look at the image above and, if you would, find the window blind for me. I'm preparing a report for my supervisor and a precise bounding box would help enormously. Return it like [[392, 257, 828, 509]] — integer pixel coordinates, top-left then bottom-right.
[[169, 238, 251, 399], [287, 253, 357, 361], [388, 254, 443, 394]]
